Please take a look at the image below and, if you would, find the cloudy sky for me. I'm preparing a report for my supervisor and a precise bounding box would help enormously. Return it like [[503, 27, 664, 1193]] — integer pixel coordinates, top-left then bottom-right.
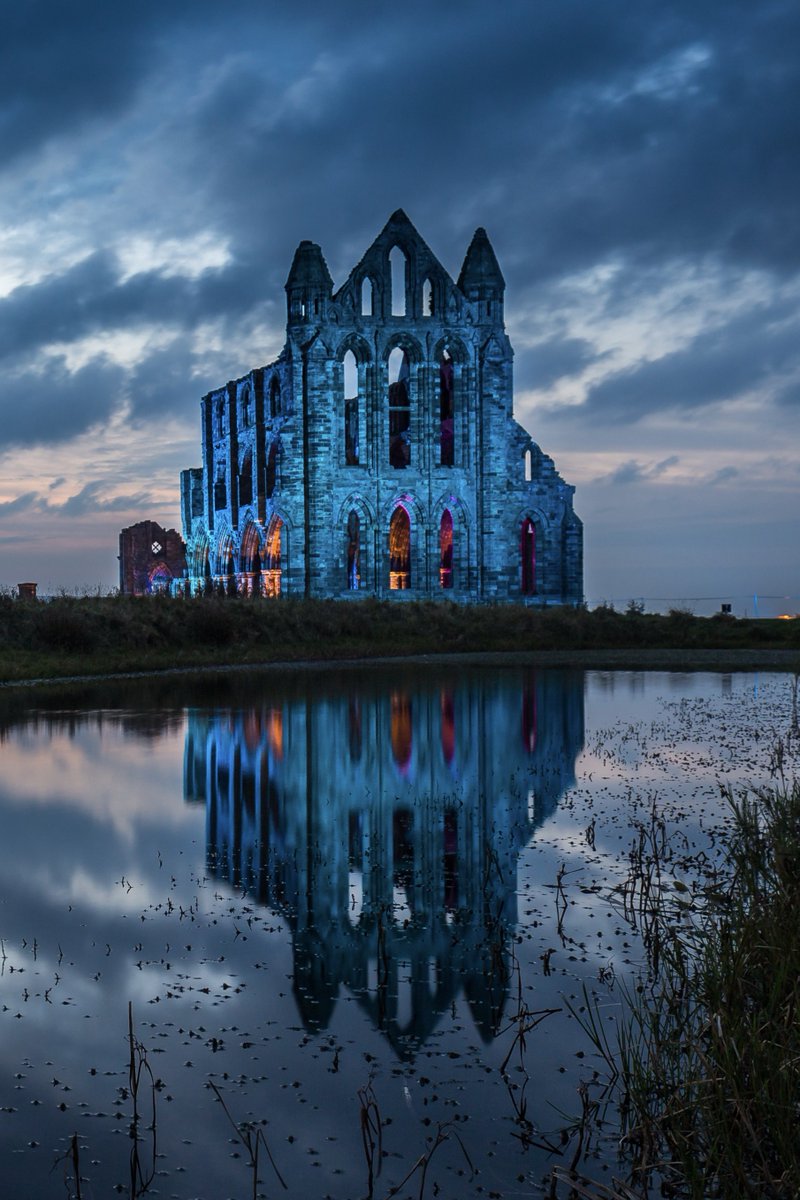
[[1, 0, 798, 612]]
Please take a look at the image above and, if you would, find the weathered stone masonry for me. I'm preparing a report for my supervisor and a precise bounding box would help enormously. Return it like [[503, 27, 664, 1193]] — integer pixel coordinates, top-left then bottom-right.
[[180, 211, 583, 602]]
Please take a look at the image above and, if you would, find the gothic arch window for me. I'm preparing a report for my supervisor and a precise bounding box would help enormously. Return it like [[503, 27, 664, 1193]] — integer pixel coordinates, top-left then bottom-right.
[[422, 277, 434, 317], [264, 517, 282, 597], [214, 465, 227, 510], [389, 505, 411, 590], [266, 442, 278, 499], [439, 348, 454, 466], [390, 246, 407, 317], [343, 349, 359, 466], [439, 509, 453, 589], [388, 347, 411, 468], [361, 277, 374, 317], [346, 509, 360, 590], [215, 398, 225, 438], [240, 387, 252, 429], [238, 450, 253, 506], [269, 376, 281, 419], [521, 516, 536, 595], [524, 448, 532, 482]]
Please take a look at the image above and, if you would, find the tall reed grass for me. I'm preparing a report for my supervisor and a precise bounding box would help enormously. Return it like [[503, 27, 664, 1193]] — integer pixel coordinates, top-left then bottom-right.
[[573, 780, 800, 1199]]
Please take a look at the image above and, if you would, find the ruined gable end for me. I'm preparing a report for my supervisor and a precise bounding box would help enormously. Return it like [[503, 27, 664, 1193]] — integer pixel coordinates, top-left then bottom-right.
[[176, 212, 583, 604]]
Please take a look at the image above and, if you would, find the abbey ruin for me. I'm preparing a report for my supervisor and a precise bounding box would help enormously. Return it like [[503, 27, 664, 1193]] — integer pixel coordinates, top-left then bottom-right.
[[179, 210, 583, 602]]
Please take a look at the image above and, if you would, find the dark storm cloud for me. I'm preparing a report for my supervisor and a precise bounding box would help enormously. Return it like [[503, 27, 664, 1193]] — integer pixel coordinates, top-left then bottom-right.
[[566, 301, 800, 424], [54, 481, 152, 517], [0, 492, 39, 517], [514, 338, 602, 391], [0, 357, 124, 449], [595, 455, 679, 485], [0, 483, 152, 519], [0, 253, 260, 367], [707, 466, 739, 485], [158, 0, 800, 288], [2, 0, 799, 453]]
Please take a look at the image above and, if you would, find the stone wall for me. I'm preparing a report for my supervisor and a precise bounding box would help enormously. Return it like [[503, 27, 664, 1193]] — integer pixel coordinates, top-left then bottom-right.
[[181, 211, 583, 604]]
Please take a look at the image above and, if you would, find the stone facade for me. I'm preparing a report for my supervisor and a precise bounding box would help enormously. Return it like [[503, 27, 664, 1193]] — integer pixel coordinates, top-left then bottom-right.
[[119, 520, 186, 595], [180, 211, 582, 602]]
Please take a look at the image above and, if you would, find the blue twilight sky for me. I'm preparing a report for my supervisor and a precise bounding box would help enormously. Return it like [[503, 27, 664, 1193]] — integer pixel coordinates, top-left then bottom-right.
[[0, 0, 798, 613]]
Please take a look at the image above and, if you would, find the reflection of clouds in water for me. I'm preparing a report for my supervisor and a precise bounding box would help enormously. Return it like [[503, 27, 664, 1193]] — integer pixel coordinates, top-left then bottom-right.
[[0, 723, 190, 839]]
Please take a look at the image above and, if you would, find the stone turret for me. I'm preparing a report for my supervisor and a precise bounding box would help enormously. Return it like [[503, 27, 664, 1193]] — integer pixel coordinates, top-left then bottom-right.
[[285, 239, 333, 326], [457, 227, 505, 322]]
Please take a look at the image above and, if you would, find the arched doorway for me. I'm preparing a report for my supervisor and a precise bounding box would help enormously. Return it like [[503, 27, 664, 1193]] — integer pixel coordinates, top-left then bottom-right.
[[389, 506, 411, 590], [264, 518, 283, 597]]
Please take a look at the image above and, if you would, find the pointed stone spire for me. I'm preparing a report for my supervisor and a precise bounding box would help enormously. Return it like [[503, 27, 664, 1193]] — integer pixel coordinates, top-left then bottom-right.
[[285, 240, 333, 326], [456, 227, 505, 301], [285, 240, 333, 291]]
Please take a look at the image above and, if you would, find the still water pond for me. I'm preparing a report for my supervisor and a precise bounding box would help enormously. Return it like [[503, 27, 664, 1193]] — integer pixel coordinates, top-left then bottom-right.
[[0, 666, 797, 1198]]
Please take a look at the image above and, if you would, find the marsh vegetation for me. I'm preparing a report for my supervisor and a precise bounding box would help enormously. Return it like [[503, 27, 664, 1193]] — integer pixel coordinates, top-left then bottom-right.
[[1, 592, 798, 682]]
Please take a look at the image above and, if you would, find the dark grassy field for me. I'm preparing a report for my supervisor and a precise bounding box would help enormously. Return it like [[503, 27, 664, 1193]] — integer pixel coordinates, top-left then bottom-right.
[[1, 593, 799, 683]]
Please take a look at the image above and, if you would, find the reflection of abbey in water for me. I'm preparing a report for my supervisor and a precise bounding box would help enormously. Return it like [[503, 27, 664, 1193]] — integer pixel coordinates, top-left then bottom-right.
[[184, 671, 584, 1055]]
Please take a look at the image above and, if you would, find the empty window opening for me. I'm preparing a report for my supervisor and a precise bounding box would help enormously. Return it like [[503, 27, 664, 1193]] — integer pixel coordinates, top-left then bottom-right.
[[439, 349, 454, 466], [443, 809, 458, 912], [215, 399, 225, 438], [390, 246, 406, 316], [346, 509, 360, 590], [422, 277, 433, 316], [269, 376, 281, 419], [439, 509, 453, 589], [388, 347, 411, 468], [440, 690, 455, 765], [524, 448, 532, 482], [344, 350, 359, 465], [521, 516, 536, 595], [241, 387, 252, 428], [239, 452, 253, 506], [214, 467, 227, 510], [266, 443, 278, 499], [389, 505, 411, 590], [361, 277, 373, 317], [264, 518, 282, 597]]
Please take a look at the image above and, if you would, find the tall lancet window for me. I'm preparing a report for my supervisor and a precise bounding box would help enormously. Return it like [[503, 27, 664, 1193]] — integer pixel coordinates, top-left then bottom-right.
[[521, 517, 536, 595], [390, 246, 406, 316], [389, 505, 411, 590], [388, 347, 411, 468], [346, 510, 360, 590], [344, 350, 359, 465], [361, 277, 373, 316], [439, 349, 454, 466], [439, 509, 453, 589]]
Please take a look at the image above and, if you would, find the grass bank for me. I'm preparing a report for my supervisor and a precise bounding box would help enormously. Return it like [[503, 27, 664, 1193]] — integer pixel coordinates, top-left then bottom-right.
[[568, 779, 800, 1200], [1, 593, 799, 684]]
